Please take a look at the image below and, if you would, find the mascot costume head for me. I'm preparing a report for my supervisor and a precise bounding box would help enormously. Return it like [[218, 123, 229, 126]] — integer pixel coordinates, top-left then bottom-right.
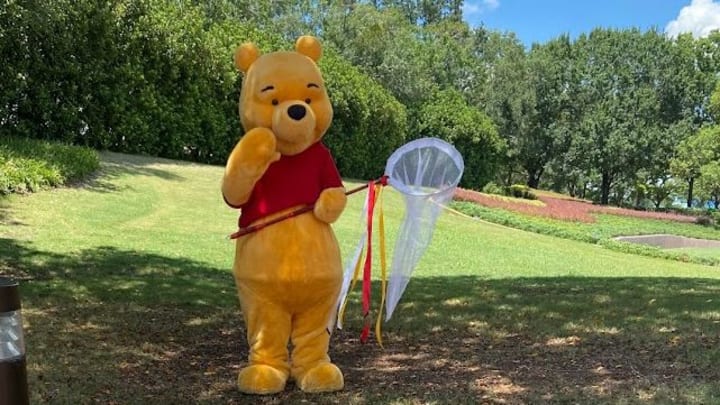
[[221, 36, 347, 394]]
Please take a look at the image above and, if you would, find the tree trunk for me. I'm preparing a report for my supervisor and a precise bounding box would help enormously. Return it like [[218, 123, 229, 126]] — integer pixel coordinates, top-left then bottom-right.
[[686, 177, 694, 208], [526, 168, 543, 189], [600, 171, 612, 205], [634, 189, 643, 208]]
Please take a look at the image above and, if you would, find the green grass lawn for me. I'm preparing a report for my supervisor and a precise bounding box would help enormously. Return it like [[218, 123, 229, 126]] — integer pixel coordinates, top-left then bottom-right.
[[2, 152, 720, 403]]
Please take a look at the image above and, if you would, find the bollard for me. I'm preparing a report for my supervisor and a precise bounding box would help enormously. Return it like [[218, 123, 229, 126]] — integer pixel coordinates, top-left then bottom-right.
[[0, 277, 29, 405]]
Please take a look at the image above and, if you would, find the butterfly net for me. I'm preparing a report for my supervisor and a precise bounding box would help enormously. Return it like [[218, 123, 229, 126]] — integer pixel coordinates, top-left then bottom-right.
[[383, 137, 464, 319], [334, 137, 464, 330]]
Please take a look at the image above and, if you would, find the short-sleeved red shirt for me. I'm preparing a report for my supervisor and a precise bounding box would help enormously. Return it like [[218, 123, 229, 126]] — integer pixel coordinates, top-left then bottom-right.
[[227, 142, 343, 228]]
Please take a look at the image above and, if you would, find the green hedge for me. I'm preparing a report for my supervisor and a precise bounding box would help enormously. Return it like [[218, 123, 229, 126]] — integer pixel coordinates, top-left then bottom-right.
[[0, 137, 99, 194]]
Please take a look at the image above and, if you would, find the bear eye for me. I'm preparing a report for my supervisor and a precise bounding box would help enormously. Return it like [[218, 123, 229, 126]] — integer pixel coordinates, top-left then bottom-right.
[[271, 99, 279, 106], [305, 98, 311, 104]]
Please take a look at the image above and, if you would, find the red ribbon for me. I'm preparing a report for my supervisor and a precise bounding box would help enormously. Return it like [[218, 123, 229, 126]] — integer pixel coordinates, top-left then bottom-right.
[[360, 179, 378, 343]]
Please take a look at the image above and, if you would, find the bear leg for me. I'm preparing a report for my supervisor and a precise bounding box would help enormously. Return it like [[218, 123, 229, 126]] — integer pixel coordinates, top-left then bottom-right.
[[290, 300, 344, 393], [237, 288, 291, 394]]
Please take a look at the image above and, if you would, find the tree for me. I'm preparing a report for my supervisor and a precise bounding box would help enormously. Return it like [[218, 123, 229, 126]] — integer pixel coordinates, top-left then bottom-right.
[[522, 35, 577, 189], [320, 51, 409, 179], [323, 4, 438, 110], [698, 161, 720, 209], [570, 29, 682, 205], [671, 123, 720, 207], [477, 31, 534, 186]]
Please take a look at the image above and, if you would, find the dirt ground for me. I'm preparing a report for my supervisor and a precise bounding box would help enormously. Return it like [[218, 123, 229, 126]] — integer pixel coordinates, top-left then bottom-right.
[[26, 305, 720, 404]]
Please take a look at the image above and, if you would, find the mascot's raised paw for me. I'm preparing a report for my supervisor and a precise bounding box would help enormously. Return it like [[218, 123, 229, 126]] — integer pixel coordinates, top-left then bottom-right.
[[234, 127, 281, 173], [222, 128, 280, 207]]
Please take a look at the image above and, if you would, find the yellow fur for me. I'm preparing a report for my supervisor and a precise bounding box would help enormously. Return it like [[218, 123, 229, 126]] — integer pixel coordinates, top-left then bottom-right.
[[222, 36, 345, 394]]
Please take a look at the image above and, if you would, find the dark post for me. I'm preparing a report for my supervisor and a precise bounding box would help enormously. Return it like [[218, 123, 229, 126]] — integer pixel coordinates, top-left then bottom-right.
[[0, 277, 29, 405]]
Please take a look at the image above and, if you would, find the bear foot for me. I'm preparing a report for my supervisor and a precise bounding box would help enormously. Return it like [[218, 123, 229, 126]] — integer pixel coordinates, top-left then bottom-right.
[[237, 364, 288, 395], [297, 362, 344, 393]]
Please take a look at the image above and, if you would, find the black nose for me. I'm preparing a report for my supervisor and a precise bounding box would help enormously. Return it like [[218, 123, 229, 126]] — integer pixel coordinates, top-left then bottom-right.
[[287, 104, 306, 121]]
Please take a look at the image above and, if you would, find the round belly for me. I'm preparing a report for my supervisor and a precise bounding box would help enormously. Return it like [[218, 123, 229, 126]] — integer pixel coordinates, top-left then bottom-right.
[[233, 212, 342, 285]]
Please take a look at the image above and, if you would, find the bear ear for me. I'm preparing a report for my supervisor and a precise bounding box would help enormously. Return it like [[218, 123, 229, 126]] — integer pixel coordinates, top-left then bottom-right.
[[234, 42, 260, 73], [295, 36, 322, 62]]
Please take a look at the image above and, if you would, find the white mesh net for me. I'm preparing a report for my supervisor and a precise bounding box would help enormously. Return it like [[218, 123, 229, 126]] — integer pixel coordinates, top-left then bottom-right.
[[335, 137, 464, 329], [383, 137, 464, 320]]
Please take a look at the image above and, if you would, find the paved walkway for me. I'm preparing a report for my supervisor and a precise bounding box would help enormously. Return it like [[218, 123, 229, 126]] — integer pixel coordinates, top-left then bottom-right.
[[615, 234, 720, 249]]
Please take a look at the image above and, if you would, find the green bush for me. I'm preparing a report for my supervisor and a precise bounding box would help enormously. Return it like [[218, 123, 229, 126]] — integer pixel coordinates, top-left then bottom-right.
[[0, 137, 99, 195], [710, 210, 720, 227], [508, 184, 537, 200]]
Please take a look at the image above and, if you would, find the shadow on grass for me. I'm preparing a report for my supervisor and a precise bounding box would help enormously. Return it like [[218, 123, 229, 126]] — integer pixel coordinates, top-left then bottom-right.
[[73, 152, 186, 193], [2, 237, 720, 403], [0, 199, 26, 227]]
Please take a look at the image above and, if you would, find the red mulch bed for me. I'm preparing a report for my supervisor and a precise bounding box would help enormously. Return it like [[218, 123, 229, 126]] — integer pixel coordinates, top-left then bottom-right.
[[453, 188, 697, 223]]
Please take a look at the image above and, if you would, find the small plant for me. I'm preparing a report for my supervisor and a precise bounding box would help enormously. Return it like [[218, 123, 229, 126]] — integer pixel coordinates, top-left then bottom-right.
[[710, 210, 720, 228]]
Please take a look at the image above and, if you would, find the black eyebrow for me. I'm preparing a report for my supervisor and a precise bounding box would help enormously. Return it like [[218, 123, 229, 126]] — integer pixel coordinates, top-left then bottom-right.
[[260, 85, 274, 92], [307, 83, 319, 88]]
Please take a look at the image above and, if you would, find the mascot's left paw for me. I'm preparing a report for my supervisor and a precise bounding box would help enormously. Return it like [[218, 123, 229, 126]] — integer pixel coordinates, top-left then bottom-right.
[[314, 187, 347, 224], [297, 362, 344, 393]]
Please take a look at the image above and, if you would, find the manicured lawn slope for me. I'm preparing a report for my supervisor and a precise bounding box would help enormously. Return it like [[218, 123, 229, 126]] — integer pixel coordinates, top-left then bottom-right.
[[1, 152, 719, 403]]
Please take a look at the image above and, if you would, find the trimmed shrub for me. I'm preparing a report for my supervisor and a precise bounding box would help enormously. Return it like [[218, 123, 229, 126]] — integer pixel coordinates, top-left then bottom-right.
[[695, 215, 715, 227], [452, 199, 720, 267], [481, 182, 504, 195], [508, 184, 538, 200]]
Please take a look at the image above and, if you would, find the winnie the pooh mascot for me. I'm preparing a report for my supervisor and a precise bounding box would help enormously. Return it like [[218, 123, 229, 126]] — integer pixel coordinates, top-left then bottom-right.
[[222, 36, 347, 395]]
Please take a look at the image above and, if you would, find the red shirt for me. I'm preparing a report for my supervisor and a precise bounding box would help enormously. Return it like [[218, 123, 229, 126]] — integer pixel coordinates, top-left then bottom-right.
[[228, 142, 343, 228]]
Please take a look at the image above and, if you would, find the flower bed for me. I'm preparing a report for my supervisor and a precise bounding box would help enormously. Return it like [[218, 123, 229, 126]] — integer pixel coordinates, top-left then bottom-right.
[[454, 188, 697, 223]]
